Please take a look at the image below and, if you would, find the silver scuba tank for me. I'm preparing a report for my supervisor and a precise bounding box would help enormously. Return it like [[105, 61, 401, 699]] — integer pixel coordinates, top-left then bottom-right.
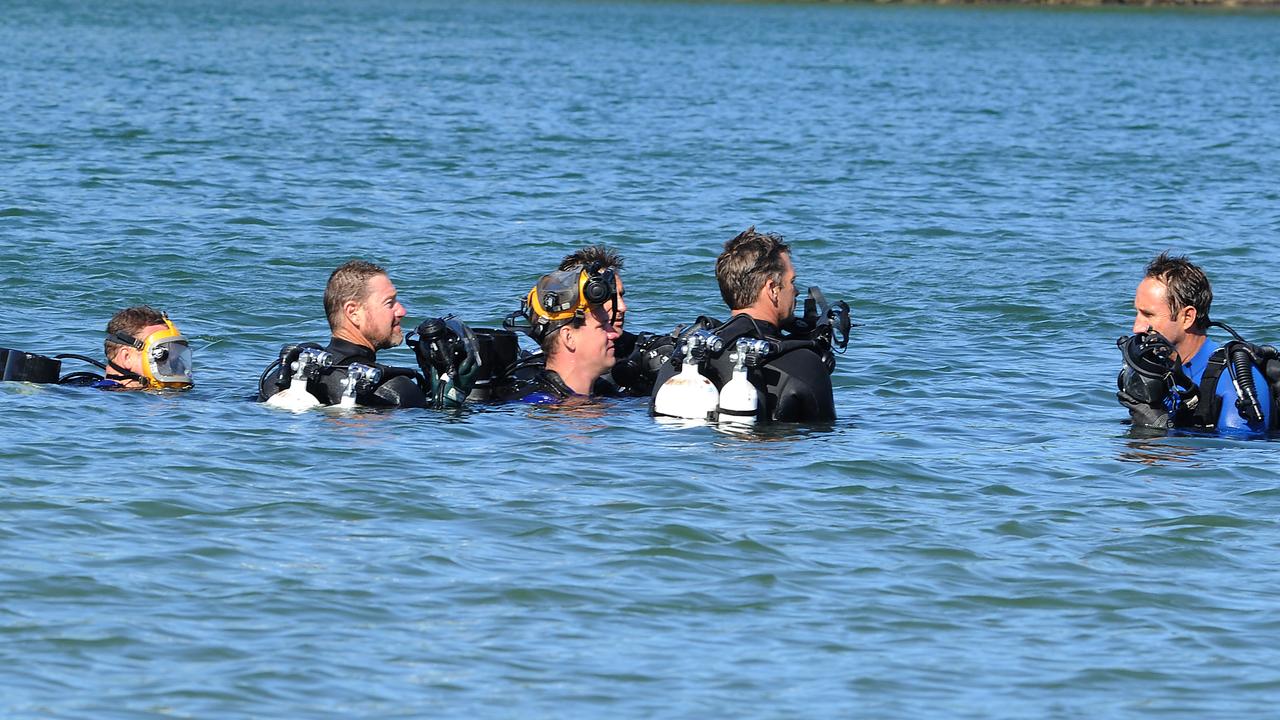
[[717, 338, 771, 426], [337, 363, 382, 409], [653, 330, 723, 422]]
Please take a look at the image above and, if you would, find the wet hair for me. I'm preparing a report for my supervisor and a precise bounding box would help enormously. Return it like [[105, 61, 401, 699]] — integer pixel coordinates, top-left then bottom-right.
[[559, 245, 624, 273], [324, 259, 387, 332], [715, 226, 791, 310], [104, 305, 166, 359], [1145, 251, 1212, 332]]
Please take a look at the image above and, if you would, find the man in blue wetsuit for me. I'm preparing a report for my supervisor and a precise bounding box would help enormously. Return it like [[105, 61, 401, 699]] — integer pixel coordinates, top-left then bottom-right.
[[1118, 252, 1271, 433], [498, 265, 622, 404]]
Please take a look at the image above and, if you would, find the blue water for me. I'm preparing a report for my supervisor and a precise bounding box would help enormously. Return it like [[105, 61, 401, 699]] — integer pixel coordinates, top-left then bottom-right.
[[3, 1, 1280, 716]]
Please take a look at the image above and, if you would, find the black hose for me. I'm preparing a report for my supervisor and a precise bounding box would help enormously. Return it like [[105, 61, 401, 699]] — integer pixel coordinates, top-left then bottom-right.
[[1229, 343, 1264, 424], [258, 358, 282, 400]]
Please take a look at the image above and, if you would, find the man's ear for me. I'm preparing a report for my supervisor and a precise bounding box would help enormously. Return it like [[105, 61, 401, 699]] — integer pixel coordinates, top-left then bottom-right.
[[343, 299, 363, 329], [561, 327, 577, 353], [1179, 305, 1198, 332]]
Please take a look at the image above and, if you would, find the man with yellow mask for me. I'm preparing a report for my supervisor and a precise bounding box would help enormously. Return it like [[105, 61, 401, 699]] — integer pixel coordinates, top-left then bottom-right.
[[98, 306, 194, 390]]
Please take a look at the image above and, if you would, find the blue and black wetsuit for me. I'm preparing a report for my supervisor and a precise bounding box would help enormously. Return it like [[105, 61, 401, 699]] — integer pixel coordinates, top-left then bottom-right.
[[1176, 338, 1271, 433]]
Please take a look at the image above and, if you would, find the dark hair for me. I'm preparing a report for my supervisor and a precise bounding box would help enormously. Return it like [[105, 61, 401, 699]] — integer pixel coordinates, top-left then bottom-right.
[[1145, 251, 1212, 331], [560, 245, 624, 273], [104, 305, 167, 359], [324, 259, 387, 332], [715, 226, 790, 310]]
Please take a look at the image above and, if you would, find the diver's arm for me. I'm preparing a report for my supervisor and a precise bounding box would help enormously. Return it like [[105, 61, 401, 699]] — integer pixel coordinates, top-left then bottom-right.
[[770, 353, 836, 423]]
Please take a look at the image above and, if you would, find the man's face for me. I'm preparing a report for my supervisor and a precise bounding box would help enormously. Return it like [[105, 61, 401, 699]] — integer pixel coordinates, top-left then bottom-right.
[[575, 304, 621, 375], [772, 253, 799, 325], [1132, 276, 1193, 353], [111, 322, 169, 387], [609, 273, 628, 330], [357, 274, 406, 350]]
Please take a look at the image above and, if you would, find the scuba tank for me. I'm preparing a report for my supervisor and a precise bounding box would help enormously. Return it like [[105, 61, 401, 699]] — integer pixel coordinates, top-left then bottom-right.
[[653, 329, 723, 421], [337, 363, 382, 409], [265, 345, 334, 412], [716, 338, 774, 426]]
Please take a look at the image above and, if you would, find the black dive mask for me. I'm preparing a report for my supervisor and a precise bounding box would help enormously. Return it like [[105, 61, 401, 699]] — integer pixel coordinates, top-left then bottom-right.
[[1116, 329, 1196, 406]]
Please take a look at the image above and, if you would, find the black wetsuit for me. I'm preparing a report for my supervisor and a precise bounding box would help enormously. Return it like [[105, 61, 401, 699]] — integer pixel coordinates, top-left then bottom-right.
[[259, 337, 429, 408], [493, 367, 578, 404], [650, 314, 836, 423], [499, 331, 656, 399]]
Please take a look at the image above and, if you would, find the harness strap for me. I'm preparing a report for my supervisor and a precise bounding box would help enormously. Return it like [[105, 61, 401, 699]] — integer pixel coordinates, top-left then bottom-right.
[[1179, 348, 1228, 429]]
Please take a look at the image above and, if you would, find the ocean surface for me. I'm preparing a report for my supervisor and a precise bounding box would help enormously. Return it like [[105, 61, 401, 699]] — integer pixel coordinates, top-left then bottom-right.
[[3, 0, 1280, 716]]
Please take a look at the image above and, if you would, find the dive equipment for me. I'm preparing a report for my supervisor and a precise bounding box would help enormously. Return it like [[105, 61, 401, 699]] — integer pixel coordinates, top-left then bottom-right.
[[716, 338, 775, 426], [264, 345, 334, 412], [653, 329, 723, 421], [1116, 329, 1198, 411], [338, 363, 382, 409], [787, 286, 854, 353], [467, 328, 519, 400], [510, 264, 617, 342], [106, 315, 194, 389], [1, 348, 63, 384]]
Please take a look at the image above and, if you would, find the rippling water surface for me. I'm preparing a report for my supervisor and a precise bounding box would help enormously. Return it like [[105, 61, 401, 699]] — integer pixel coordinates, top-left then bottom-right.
[[3, 1, 1280, 716]]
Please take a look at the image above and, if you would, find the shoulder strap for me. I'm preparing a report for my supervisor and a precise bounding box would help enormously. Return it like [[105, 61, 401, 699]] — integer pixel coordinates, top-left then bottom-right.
[[1179, 348, 1228, 429]]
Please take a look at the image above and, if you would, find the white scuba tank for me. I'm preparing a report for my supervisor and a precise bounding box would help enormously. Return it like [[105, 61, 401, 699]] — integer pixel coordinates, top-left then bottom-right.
[[265, 347, 331, 413], [654, 360, 720, 421], [717, 363, 759, 426]]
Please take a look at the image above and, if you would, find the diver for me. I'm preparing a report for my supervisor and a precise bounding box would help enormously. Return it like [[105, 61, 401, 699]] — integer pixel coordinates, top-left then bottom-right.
[[1117, 252, 1273, 433], [1, 305, 194, 391], [498, 264, 621, 404], [649, 227, 839, 423], [257, 259, 476, 409], [501, 245, 674, 398]]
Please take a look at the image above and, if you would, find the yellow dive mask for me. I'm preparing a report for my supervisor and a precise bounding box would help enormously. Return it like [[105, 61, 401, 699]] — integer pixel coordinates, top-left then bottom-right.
[[108, 316, 194, 389]]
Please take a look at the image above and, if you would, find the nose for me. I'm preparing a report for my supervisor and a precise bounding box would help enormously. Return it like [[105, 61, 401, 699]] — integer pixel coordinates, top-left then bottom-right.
[[1131, 314, 1144, 335], [394, 301, 406, 318]]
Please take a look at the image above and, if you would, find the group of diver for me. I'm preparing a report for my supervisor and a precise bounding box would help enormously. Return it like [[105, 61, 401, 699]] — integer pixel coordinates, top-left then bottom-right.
[[3, 228, 1278, 434], [1, 228, 850, 425]]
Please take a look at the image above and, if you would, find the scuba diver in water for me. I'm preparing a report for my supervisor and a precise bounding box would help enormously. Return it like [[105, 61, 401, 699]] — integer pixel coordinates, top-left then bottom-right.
[[257, 259, 478, 409], [649, 227, 845, 424], [1117, 252, 1274, 434], [97, 306, 195, 390], [498, 264, 621, 404], [0, 305, 194, 391], [500, 245, 674, 398]]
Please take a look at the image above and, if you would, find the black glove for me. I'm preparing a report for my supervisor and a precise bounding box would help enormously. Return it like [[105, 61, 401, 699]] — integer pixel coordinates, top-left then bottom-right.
[[1117, 388, 1169, 429]]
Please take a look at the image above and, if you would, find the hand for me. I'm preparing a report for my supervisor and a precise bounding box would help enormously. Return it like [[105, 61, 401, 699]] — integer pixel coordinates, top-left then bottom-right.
[[1117, 388, 1169, 429], [434, 357, 480, 408]]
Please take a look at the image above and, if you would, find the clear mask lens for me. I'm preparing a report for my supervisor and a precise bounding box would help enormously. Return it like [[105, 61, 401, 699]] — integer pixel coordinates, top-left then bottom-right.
[[147, 338, 193, 385]]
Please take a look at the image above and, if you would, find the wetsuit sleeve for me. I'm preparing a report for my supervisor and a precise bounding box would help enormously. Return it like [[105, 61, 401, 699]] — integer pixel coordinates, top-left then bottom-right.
[[764, 351, 836, 423], [1214, 364, 1270, 433]]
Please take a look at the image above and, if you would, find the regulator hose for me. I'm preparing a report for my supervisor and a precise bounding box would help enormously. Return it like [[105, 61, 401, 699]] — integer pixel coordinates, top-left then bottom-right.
[[1228, 342, 1264, 424]]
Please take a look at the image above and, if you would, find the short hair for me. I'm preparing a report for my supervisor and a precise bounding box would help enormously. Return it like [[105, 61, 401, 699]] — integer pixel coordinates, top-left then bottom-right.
[[560, 245, 624, 273], [538, 316, 586, 359], [324, 259, 387, 332], [715, 226, 791, 310], [1145, 251, 1212, 332], [104, 305, 166, 359]]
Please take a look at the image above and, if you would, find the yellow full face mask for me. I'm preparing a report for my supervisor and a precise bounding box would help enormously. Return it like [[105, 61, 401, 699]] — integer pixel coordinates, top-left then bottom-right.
[[109, 316, 194, 389]]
